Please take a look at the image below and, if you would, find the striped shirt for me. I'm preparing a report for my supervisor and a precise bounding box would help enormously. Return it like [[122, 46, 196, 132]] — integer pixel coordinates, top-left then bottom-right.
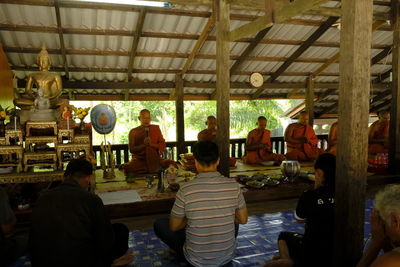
[[171, 171, 246, 267]]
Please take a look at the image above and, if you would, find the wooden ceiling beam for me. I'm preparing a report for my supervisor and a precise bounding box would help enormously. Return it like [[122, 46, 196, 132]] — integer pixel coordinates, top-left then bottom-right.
[[181, 16, 215, 76], [230, 0, 331, 42], [371, 46, 392, 65], [371, 98, 391, 112], [127, 7, 147, 81], [0, 24, 392, 48], [15, 79, 390, 90], [1, 0, 391, 10], [229, 27, 271, 75], [9, 46, 394, 64], [54, 0, 69, 79], [252, 16, 339, 99], [11, 65, 382, 76]]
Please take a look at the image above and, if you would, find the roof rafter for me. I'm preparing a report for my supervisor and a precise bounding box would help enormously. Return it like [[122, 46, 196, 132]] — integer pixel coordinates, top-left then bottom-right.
[[54, 0, 69, 79], [127, 7, 146, 82], [0, 24, 392, 48], [252, 16, 339, 99], [287, 21, 388, 97], [230, 0, 331, 42], [181, 16, 215, 76], [170, 16, 215, 99], [15, 79, 390, 90], [317, 58, 393, 116]]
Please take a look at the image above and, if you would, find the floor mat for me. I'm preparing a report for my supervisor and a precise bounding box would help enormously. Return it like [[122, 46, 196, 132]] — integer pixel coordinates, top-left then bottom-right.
[[9, 200, 374, 267]]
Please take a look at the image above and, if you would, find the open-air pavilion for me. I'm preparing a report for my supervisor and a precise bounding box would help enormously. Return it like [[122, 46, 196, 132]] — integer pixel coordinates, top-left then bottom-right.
[[0, 0, 400, 265]]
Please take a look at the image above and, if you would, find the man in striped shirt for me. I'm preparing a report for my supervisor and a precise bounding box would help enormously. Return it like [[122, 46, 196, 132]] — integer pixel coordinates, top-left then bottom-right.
[[154, 141, 248, 266]]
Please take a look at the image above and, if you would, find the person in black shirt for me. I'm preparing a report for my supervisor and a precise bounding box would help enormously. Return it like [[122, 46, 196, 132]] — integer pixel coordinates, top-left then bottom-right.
[[0, 186, 29, 267], [265, 153, 336, 267], [29, 158, 132, 267]]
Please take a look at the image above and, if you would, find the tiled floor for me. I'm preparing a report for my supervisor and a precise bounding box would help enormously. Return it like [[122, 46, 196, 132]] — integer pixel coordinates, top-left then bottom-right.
[[10, 200, 374, 267]]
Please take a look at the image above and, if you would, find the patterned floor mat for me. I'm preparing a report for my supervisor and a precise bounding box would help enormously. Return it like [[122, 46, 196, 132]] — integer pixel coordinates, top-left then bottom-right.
[[9, 200, 374, 267]]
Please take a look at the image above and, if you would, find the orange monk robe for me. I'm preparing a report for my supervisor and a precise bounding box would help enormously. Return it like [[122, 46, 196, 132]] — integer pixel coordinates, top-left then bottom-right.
[[122, 125, 176, 174], [285, 124, 323, 161], [326, 122, 338, 155], [368, 121, 389, 155], [197, 129, 236, 167], [243, 129, 285, 164]]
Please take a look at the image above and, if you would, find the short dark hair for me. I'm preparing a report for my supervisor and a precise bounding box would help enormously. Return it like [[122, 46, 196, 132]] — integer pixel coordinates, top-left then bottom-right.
[[314, 153, 336, 193], [64, 158, 93, 180], [193, 141, 219, 166], [258, 116, 267, 121]]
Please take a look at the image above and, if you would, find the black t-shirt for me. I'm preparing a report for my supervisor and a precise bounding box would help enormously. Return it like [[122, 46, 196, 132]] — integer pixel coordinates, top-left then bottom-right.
[[295, 186, 335, 261], [30, 180, 115, 267]]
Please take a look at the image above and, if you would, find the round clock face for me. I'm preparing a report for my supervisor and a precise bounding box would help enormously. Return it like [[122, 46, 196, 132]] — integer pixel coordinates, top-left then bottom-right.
[[250, 73, 264, 88]]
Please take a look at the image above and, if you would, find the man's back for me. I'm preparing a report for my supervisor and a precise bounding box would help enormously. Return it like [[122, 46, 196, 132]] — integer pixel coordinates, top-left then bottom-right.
[[30, 180, 114, 267], [171, 171, 246, 266]]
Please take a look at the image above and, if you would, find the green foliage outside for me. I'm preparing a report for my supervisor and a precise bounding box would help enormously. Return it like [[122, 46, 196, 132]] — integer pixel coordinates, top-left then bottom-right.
[[70, 100, 299, 145]]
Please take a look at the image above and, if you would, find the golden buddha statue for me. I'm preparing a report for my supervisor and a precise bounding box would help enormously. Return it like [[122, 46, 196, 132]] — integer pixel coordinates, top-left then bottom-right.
[[14, 45, 63, 110]]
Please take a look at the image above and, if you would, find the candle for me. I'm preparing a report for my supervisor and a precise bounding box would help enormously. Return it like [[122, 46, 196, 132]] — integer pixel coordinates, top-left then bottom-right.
[[67, 117, 70, 130], [14, 116, 17, 131]]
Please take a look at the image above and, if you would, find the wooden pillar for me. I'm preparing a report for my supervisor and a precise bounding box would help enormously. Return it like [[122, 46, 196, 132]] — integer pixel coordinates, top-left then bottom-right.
[[334, 0, 373, 265], [215, 0, 230, 177], [305, 75, 315, 126], [175, 74, 186, 156], [389, 0, 400, 174]]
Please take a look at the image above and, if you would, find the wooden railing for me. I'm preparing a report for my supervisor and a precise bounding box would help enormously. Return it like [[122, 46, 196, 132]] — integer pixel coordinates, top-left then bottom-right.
[[93, 135, 329, 168]]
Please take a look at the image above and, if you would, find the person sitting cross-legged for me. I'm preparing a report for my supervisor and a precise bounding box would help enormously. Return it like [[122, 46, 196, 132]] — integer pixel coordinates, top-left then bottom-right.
[[356, 184, 400, 267], [153, 141, 248, 267], [264, 153, 336, 267], [29, 158, 132, 267]]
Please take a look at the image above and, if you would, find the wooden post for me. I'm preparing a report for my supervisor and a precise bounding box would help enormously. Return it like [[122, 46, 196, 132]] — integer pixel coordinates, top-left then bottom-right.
[[389, 0, 400, 174], [175, 74, 186, 156], [334, 0, 373, 265], [305, 75, 315, 126], [215, 0, 230, 177]]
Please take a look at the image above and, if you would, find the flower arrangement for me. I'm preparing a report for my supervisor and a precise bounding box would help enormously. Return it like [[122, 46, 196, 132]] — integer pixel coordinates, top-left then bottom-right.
[[72, 106, 90, 121], [0, 105, 12, 121]]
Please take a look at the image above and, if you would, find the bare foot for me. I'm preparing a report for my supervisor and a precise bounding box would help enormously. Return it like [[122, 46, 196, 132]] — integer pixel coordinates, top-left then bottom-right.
[[112, 251, 133, 266]]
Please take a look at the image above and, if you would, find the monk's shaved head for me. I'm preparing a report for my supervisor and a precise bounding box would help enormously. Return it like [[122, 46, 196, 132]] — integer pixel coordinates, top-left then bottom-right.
[[258, 116, 267, 122], [206, 115, 217, 130], [257, 116, 267, 130], [140, 109, 150, 116], [138, 109, 151, 126], [298, 111, 309, 125]]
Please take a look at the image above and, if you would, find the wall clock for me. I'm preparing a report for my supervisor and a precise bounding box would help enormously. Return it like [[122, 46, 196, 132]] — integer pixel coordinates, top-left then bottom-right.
[[249, 72, 264, 88]]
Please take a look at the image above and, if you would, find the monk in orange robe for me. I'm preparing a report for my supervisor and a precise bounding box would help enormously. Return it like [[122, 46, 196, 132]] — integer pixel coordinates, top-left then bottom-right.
[[197, 115, 217, 142], [197, 116, 236, 167], [285, 111, 323, 161], [326, 121, 338, 155], [243, 116, 285, 164], [368, 110, 390, 155], [121, 109, 176, 175]]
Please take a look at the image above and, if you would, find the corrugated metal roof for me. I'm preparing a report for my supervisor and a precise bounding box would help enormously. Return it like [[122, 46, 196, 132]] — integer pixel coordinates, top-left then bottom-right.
[[0, 0, 393, 112]]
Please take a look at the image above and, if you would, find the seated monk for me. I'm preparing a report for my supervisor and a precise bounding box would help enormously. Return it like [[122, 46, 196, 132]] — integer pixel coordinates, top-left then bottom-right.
[[198, 115, 217, 142], [285, 111, 323, 161], [368, 110, 390, 155], [326, 121, 338, 155], [243, 116, 285, 164], [121, 109, 177, 175], [197, 115, 236, 167]]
